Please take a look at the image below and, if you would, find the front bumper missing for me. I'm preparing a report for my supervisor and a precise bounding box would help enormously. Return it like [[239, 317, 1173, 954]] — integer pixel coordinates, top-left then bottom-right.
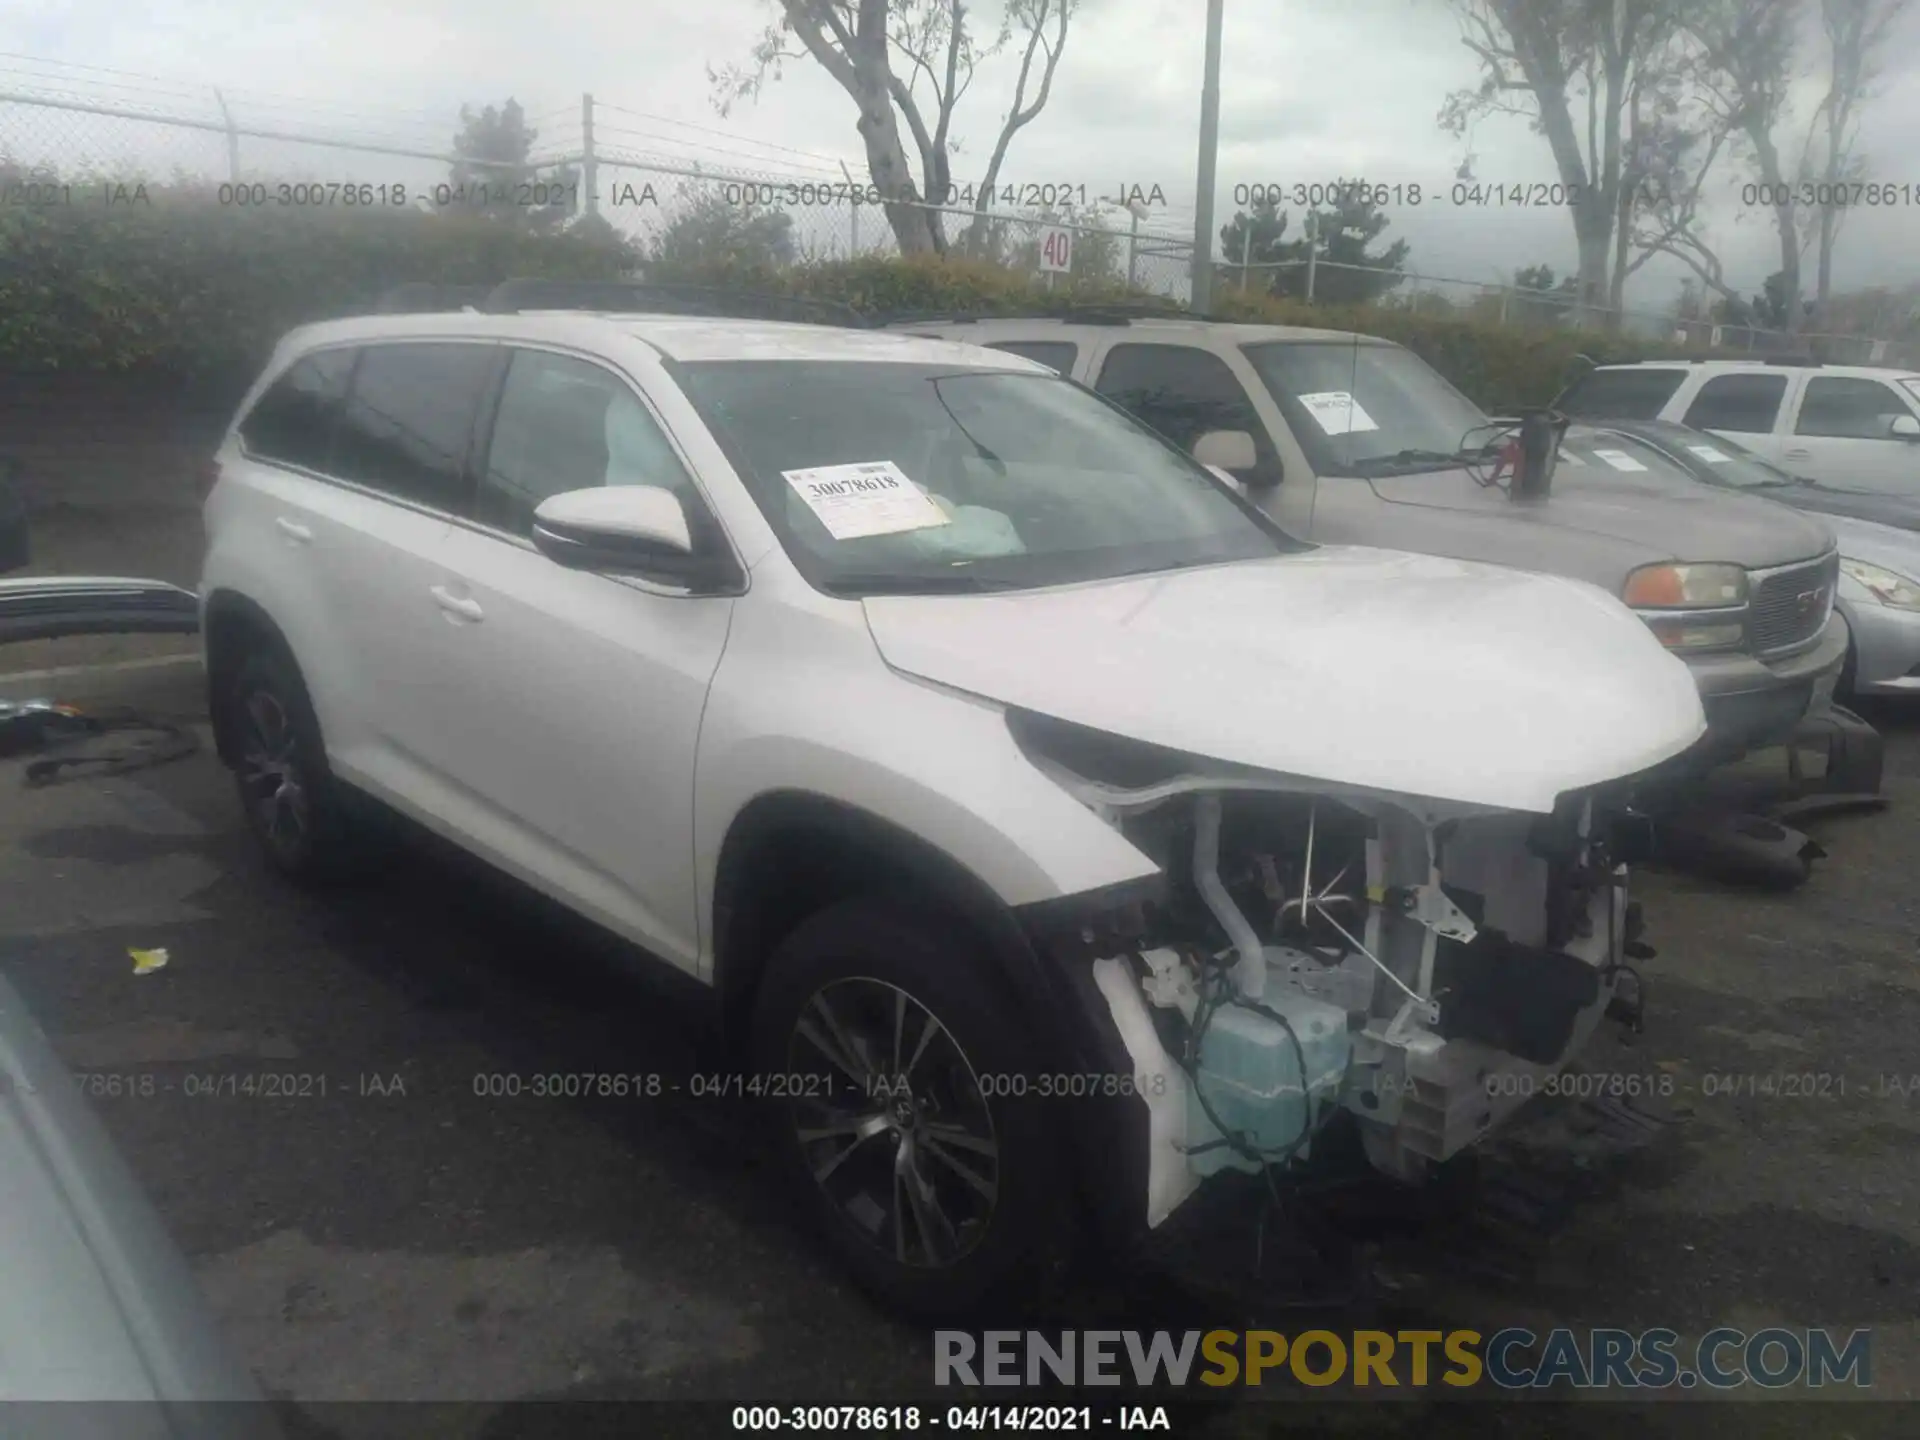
[[1346, 876, 1626, 1181], [1035, 781, 1642, 1223]]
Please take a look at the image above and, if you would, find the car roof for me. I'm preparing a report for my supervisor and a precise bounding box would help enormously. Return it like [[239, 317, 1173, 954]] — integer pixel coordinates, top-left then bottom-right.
[[277, 310, 1051, 371], [891, 316, 1388, 346], [1592, 357, 1920, 381]]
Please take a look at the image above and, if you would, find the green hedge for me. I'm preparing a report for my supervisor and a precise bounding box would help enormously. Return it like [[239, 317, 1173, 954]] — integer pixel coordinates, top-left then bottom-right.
[[0, 184, 633, 378], [0, 187, 1669, 408]]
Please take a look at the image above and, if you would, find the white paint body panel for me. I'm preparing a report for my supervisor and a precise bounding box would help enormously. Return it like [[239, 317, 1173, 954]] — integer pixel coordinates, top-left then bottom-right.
[[865, 546, 1707, 815], [205, 310, 1702, 995]]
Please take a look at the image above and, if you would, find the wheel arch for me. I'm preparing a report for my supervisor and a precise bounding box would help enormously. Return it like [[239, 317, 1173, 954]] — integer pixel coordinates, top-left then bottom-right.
[[710, 787, 1160, 1256], [710, 790, 1055, 1051], [202, 589, 299, 766]]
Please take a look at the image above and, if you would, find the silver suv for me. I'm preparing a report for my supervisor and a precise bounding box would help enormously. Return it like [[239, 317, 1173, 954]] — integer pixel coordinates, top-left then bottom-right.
[[200, 282, 1705, 1318], [893, 315, 1846, 764]]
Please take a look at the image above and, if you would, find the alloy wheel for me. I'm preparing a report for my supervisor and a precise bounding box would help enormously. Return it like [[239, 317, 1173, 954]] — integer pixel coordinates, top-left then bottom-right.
[[235, 687, 309, 861], [785, 977, 1000, 1269]]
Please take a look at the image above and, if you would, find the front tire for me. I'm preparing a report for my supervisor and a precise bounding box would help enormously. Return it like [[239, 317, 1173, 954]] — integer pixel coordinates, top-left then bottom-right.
[[749, 898, 1075, 1320], [221, 645, 366, 881]]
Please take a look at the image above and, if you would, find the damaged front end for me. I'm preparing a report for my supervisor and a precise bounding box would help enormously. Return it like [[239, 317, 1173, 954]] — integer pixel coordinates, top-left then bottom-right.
[[1008, 708, 1654, 1232]]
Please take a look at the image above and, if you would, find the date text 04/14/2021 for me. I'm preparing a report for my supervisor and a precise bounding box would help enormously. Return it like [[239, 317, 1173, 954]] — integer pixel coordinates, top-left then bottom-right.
[[729, 1404, 1173, 1431]]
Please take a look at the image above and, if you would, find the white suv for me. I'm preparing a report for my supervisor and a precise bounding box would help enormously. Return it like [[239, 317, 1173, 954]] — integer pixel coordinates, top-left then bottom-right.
[[200, 282, 1706, 1317], [1559, 358, 1920, 495]]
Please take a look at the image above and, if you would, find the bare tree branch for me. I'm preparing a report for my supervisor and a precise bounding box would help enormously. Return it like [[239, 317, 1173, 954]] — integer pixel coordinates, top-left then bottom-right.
[[714, 0, 1079, 260]]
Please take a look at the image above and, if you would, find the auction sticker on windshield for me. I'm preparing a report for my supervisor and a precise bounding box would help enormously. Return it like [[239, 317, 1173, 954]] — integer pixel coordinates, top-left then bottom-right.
[[1592, 448, 1650, 472], [1687, 444, 1733, 464], [782, 461, 952, 540], [1296, 391, 1380, 435]]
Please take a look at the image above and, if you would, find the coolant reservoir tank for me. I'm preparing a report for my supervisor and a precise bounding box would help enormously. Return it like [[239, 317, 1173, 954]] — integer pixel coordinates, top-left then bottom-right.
[[1186, 986, 1351, 1179]]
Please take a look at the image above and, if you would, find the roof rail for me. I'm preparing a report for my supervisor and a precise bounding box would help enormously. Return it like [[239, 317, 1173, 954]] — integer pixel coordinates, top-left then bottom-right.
[[479, 278, 872, 328], [878, 302, 1197, 328], [373, 282, 494, 313]]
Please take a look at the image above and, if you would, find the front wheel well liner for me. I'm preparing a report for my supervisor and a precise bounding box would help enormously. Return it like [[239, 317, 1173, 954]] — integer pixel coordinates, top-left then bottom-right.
[[710, 792, 1056, 1052]]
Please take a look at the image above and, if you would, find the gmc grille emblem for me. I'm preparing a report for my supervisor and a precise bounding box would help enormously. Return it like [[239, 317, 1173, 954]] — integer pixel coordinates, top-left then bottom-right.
[[1795, 586, 1826, 614]]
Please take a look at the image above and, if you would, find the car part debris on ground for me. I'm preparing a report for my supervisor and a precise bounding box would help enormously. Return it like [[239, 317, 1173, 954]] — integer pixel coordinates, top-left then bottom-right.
[[0, 699, 198, 785]]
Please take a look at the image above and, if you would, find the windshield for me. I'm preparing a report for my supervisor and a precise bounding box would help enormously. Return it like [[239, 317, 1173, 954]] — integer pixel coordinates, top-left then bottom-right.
[[1553, 428, 1713, 491], [678, 362, 1290, 595], [1241, 340, 1496, 477], [1630, 429, 1801, 489]]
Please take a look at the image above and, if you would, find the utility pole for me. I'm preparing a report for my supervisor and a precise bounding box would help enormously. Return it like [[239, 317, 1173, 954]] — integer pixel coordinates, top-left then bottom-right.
[[581, 94, 598, 217], [1239, 221, 1252, 292], [1304, 211, 1318, 302], [840, 161, 861, 256], [213, 87, 239, 183], [1189, 0, 1225, 313]]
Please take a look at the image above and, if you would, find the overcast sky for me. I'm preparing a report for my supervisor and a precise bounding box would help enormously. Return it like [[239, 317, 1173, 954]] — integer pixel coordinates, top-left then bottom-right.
[[5, 0, 1919, 316]]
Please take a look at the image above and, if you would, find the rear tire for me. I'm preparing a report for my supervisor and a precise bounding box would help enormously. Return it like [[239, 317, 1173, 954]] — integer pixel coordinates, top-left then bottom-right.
[[221, 644, 368, 881], [749, 897, 1075, 1321]]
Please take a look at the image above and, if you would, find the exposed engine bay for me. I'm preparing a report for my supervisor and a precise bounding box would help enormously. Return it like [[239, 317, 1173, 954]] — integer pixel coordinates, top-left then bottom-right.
[[1008, 709, 1653, 1230]]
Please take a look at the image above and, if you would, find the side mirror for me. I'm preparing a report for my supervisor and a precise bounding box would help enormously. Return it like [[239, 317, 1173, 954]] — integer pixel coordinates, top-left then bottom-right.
[[1889, 414, 1920, 440], [1193, 429, 1258, 472], [531, 486, 725, 584], [0, 459, 28, 575]]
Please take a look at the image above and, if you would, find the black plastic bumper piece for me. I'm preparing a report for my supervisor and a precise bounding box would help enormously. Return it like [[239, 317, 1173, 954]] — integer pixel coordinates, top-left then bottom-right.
[[1432, 932, 1602, 1066]]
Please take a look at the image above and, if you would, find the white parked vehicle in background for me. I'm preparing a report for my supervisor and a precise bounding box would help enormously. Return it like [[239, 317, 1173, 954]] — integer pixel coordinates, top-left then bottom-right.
[[199, 281, 1706, 1318], [1558, 358, 1920, 496]]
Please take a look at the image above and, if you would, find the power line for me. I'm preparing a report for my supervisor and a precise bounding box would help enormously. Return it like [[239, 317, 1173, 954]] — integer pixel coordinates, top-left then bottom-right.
[[594, 101, 865, 170], [589, 122, 852, 181]]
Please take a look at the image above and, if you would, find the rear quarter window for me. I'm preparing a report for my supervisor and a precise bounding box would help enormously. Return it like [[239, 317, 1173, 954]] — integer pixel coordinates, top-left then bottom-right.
[[1557, 367, 1688, 419]]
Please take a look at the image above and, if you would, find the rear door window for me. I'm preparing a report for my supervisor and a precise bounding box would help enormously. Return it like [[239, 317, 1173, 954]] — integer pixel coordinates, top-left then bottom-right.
[[987, 340, 1079, 375], [238, 349, 357, 471], [330, 342, 498, 512], [1681, 372, 1789, 433], [1556, 367, 1688, 419]]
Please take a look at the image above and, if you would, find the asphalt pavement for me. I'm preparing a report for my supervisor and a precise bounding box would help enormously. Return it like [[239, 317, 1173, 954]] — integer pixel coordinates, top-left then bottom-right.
[[3, 662, 1919, 1440]]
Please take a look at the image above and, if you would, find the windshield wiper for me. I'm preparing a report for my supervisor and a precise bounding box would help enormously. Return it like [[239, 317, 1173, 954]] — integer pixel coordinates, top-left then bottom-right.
[[819, 570, 1024, 596], [1350, 445, 1496, 475]]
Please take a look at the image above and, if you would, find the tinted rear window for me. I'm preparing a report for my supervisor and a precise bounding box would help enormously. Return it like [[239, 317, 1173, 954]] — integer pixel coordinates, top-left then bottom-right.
[[1557, 367, 1688, 419], [330, 343, 498, 511], [239, 349, 356, 470]]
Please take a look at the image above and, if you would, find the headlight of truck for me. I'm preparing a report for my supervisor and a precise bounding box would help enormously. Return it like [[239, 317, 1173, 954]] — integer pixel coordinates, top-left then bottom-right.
[[1623, 562, 1749, 609], [1624, 563, 1748, 651], [1840, 557, 1920, 611]]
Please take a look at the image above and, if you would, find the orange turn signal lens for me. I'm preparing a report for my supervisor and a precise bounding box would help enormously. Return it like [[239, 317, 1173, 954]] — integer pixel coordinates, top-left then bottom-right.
[[1622, 566, 1686, 607]]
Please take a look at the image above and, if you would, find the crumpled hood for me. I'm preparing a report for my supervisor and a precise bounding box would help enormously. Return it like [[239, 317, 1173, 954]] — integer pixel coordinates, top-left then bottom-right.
[[1359, 462, 1832, 584], [864, 547, 1707, 814]]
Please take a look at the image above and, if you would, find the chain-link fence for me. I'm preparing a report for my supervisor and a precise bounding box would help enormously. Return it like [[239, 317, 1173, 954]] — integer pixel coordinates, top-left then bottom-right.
[[580, 150, 1198, 300], [0, 67, 1197, 301], [2, 63, 1912, 360]]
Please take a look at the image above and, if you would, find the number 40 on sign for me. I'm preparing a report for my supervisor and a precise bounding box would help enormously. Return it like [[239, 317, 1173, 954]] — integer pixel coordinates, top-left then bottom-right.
[[1038, 226, 1073, 273]]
